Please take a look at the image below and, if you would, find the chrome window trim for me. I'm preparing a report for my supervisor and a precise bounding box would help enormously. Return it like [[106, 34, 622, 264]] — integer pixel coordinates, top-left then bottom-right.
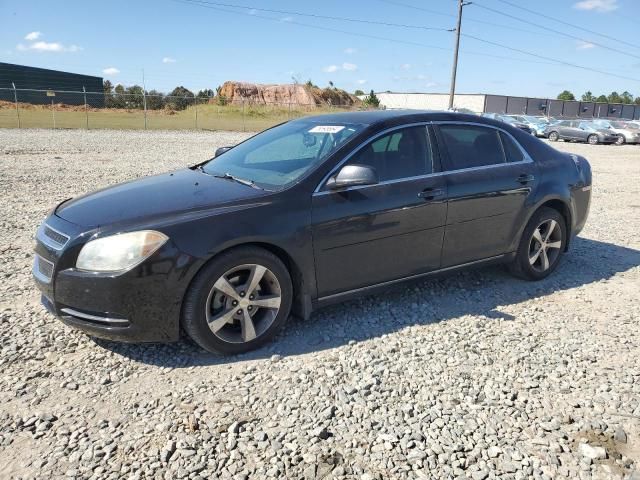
[[313, 120, 534, 196], [32, 254, 54, 284], [313, 122, 433, 194], [37, 223, 70, 251]]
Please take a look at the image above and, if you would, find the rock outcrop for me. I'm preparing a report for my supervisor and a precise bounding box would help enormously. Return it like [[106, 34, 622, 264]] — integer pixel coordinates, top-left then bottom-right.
[[217, 81, 360, 107]]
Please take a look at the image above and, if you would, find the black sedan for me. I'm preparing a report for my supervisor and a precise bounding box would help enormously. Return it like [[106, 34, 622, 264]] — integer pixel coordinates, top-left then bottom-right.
[[33, 111, 592, 354]]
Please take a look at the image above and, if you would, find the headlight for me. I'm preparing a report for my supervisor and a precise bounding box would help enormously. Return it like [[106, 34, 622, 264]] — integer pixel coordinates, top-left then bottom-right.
[[76, 230, 168, 272]]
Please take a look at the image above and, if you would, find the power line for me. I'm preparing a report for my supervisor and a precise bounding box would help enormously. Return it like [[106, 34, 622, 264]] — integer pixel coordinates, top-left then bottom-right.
[[179, 0, 453, 31], [174, 0, 569, 68], [462, 33, 640, 84], [376, 0, 561, 37], [492, 0, 640, 50], [471, 1, 640, 60]]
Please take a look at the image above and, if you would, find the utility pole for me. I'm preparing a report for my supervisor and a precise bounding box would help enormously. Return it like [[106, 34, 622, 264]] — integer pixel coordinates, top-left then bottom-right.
[[448, 0, 470, 110], [142, 69, 148, 130]]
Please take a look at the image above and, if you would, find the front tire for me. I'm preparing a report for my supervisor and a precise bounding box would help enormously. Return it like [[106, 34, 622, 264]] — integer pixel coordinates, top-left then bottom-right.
[[509, 207, 566, 281], [547, 131, 559, 142], [182, 246, 293, 354], [588, 134, 599, 145], [616, 136, 625, 145]]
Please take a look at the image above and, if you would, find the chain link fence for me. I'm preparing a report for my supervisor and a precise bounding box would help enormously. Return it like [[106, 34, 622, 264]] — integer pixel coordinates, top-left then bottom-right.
[[0, 87, 363, 131]]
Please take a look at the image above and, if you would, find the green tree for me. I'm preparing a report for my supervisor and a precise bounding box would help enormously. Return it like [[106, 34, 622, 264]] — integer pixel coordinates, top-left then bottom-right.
[[103, 80, 114, 107], [363, 90, 380, 108], [581, 91, 596, 102], [635, 97, 640, 105], [607, 91, 622, 103], [125, 85, 145, 109], [146, 89, 165, 110], [111, 84, 127, 108], [596, 95, 608, 103], [197, 89, 214, 99], [621, 91, 634, 104], [354, 89, 365, 96], [166, 86, 194, 110], [557, 90, 575, 101]]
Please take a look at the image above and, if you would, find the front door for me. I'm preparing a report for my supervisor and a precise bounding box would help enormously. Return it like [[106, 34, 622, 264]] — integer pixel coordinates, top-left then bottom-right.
[[311, 125, 447, 298], [434, 122, 538, 266]]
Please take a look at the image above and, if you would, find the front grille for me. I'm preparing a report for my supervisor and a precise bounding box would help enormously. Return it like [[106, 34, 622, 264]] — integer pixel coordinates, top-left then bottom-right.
[[42, 225, 69, 249], [33, 254, 54, 283]]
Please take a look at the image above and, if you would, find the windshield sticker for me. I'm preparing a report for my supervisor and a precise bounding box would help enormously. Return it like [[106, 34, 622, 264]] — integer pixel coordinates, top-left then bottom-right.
[[308, 125, 345, 134]]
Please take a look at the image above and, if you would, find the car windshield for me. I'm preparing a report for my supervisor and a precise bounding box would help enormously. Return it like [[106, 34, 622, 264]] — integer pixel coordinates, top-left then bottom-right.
[[202, 120, 365, 190], [611, 121, 634, 129], [580, 122, 597, 131]]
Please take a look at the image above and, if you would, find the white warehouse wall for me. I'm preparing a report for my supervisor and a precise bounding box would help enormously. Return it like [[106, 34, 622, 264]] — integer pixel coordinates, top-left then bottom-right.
[[374, 93, 486, 113]]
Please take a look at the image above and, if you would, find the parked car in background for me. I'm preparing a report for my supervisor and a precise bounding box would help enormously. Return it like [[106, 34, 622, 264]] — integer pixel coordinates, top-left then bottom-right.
[[545, 120, 620, 145], [592, 120, 640, 145], [482, 113, 533, 135], [32, 110, 592, 354], [508, 115, 548, 137]]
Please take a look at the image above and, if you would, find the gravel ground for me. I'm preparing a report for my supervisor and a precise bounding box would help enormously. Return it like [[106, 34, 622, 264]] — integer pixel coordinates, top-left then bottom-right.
[[1, 129, 639, 480]]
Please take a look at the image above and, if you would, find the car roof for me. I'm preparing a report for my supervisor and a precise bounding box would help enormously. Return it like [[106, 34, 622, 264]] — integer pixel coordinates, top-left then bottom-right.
[[292, 109, 489, 126]]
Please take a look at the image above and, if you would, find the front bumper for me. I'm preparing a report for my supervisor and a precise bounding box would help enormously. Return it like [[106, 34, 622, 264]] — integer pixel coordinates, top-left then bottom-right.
[[33, 215, 186, 343]]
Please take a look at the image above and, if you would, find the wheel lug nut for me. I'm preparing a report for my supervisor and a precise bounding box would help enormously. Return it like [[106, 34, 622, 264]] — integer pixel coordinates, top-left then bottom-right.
[[247, 306, 253, 311], [240, 291, 245, 297], [232, 300, 238, 306], [249, 295, 254, 300], [237, 309, 242, 315]]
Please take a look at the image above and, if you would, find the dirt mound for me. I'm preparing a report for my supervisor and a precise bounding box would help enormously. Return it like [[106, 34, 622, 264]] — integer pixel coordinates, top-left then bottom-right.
[[218, 81, 360, 107]]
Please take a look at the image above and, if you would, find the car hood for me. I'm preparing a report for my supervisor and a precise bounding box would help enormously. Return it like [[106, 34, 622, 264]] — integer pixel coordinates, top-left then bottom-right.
[[55, 168, 267, 228]]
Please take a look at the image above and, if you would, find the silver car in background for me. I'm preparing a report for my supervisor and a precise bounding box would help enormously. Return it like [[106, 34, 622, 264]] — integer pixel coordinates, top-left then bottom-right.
[[508, 115, 548, 137], [593, 120, 640, 145]]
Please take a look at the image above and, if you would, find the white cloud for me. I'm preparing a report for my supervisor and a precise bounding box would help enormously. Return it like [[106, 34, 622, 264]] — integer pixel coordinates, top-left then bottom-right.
[[102, 67, 120, 76], [17, 40, 81, 53], [357, 79, 367, 85], [574, 0, 618, 12], [342, 62, 357, 71], [323, 65, 339, 73], [25, 31, 42, 41], [400, 63, 411, 70], [344, 47, 357, 55], [577, 41, 596, 49], [162, 57, 176, 63], [425, 81, 438, 88], [280, 16, 293, 22]]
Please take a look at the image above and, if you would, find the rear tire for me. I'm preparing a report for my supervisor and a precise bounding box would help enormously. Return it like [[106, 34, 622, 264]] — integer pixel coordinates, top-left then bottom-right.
[[588, 134, 599, 145], [182, 246, 293, 354], [548, 131, 559, 142], [509, 207, 566, 281]]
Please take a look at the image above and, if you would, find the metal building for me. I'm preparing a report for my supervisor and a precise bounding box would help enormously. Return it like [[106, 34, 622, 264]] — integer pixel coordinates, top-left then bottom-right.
[[0, 62, 104, 106], [376, 92, 640, 120]]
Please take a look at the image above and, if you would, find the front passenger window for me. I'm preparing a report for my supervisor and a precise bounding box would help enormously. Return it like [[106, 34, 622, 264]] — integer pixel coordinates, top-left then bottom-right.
[[347, 126, 432, 182]]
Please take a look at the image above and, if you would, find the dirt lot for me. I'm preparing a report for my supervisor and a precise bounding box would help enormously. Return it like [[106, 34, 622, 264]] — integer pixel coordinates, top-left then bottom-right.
[[0, 129, 639, 480]]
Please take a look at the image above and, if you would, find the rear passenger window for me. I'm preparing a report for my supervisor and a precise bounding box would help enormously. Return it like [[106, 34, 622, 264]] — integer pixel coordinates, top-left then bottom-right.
[[438, 124, 506, 170], [499, 132, 525, 163]]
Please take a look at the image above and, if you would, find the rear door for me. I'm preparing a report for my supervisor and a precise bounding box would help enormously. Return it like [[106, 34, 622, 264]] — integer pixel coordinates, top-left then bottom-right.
[[311, 124, 447, 298], [434, 122, 538, 266]]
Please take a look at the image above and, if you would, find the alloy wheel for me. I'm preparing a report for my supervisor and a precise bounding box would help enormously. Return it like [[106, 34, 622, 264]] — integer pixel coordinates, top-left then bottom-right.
[[616, 136, 625, 145], [588, 135, 598, 145], [528, 219, 562, 273], [548, 132, 558, 141], [205, 264, 282, 343]]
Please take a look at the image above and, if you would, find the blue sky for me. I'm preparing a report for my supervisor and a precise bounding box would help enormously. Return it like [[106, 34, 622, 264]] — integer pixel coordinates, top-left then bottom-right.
[[1, 0, 639, 98]]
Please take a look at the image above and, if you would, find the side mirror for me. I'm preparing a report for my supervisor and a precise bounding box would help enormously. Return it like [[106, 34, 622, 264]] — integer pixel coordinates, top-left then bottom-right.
[[214, 146, 233, 157], [326, 164, 378, 190]]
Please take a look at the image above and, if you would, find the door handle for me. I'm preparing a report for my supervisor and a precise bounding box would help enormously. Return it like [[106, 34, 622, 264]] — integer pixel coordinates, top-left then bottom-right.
[[517, 174, 535, 184], [418, 188, 445, 200]]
